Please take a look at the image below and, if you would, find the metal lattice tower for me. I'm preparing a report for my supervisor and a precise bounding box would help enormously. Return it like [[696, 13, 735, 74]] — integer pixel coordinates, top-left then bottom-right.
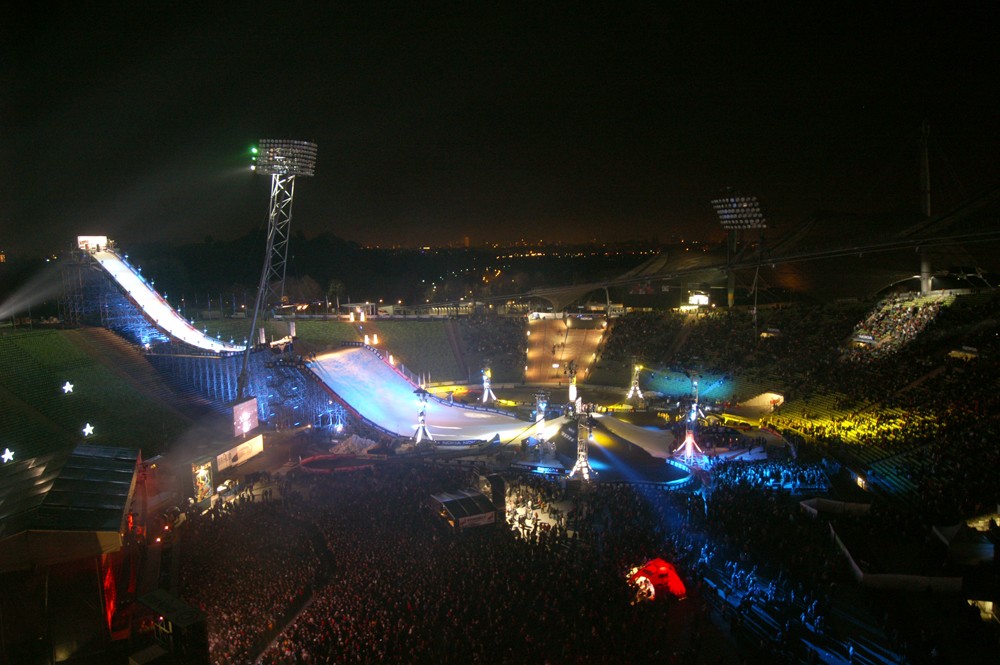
[[567, 360, 577, 404], [626, 363, 644, 402], [569, 411, 596, 480], [253, 140, 318, 307], [413, 387, 433, 443], [238, 139, 318, 400], [481, 365, 497, 404], [673, 373, 704, 461]]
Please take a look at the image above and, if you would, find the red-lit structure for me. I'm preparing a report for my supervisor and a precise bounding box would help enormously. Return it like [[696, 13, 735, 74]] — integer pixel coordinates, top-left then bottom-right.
[[627, 558, 687, 603]]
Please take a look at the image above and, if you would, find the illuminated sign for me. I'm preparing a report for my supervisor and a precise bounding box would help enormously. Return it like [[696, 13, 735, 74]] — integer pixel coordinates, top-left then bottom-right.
[[77, 235, 109, 251], [216, 434, 264, 472], [192, 462, 213, 504]]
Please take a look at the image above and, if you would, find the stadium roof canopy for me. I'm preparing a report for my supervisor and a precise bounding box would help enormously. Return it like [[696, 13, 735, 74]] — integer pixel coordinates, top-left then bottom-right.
[[0, 444, 138, 572], [607, 185, 1000, 304]]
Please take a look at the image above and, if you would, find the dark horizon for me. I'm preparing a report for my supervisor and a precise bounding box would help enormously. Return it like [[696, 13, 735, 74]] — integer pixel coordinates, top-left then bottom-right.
[[4, 4, 997, 256]]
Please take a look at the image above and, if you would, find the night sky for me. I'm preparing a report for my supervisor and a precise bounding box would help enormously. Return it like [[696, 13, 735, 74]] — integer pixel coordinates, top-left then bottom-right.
[[3, 3, 997, 256]]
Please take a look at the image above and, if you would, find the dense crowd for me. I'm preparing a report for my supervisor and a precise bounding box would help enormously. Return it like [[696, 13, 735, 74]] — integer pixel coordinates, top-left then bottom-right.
[[255, 465, 706, 665], [709, 459, 829, 492], [602, 293, 1000, 521], [598, 311, 686, 364], [172, 447, 996, 665], [844, 293, 946, 362], [179, 497, 322, 665]]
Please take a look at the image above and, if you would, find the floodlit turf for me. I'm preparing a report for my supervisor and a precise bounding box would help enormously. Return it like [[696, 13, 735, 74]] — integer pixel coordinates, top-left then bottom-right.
[[0, 330, 188, 457]]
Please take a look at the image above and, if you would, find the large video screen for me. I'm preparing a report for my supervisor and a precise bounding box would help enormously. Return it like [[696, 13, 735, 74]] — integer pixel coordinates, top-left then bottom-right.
[[232, 397, 259, 438]]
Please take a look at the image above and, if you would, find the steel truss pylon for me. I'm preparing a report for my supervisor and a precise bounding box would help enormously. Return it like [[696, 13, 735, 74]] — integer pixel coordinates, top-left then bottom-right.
[[569, 412, 596, 481], [265, 173, 297, 306]]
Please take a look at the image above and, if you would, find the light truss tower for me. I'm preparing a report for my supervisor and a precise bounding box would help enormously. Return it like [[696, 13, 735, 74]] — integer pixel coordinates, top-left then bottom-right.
[[569, 411, 596, 480], [567, 360, 577, 404], [481, 365, 497, 404], [711, 192, 766, 308], [626, 363, 644, 402], [674, 374, 704, 461], [534, 392, 548, 438], [237, 139, 317, 400], [413, 387, 433, 443]]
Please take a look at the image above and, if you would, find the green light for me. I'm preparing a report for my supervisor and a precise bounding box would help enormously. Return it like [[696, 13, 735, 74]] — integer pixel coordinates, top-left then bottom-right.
[[250, 146, 258, 154]]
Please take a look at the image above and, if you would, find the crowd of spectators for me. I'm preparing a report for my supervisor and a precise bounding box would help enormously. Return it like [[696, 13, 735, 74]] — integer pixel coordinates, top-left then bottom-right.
[[709, 459, 829, 493], [179, 497, 323, 665], [175, 444, 992, 665], [597, 311, 686, 364], [601, 292, 1000, 521], [255, 464, 710, 665], [844, 293, 946, 362]]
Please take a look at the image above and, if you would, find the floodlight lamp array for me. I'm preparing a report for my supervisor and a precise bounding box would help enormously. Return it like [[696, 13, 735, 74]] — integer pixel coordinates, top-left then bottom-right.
[[254, 139, 318, 176], [711, 195, 767, 230]]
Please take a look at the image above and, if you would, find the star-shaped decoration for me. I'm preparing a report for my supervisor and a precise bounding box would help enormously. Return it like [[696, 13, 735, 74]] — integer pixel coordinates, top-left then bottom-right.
[[82, 423, 95, 437], [1, 448, 13, 464], [62, 381, 74, 394]]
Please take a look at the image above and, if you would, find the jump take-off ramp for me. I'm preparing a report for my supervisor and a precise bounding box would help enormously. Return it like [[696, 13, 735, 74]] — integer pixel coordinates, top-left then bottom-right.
[[309, 347, 544, 443], [81, 237, 245, 354]]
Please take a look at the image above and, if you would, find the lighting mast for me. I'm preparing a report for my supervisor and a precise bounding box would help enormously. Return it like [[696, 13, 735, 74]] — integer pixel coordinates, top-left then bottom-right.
[[919, 120, 932, 295], [237, 140, 317, 400], [711, 192, 766, 309]]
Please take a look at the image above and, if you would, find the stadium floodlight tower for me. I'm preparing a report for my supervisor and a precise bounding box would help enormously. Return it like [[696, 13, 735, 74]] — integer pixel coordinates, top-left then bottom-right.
[[711, 192, 766, 309], [253, 139, 318, 307], [237, 139, 318, 401]]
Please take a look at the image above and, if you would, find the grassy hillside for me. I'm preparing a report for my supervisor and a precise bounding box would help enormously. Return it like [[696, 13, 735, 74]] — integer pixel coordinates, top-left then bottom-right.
[[0, 330, 188, 458], [366, 320, 463, 382]]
